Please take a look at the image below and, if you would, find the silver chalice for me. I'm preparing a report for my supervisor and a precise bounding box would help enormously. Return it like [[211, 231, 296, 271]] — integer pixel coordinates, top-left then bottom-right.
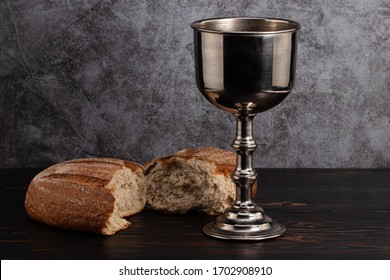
[[191, 17, 300, 240]]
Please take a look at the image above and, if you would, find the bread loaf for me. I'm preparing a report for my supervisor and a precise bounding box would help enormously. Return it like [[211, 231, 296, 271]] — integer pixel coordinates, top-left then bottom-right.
[[144, 147, 256, 215], [25, 158, 146, 235]]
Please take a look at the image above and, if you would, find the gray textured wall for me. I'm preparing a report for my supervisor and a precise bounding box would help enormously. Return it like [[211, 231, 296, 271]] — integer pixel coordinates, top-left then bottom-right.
[[0, 0, 389, 168]]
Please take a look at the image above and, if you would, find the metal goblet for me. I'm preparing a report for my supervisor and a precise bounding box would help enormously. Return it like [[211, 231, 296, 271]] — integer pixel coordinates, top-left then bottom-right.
[[191, 17, 300, 240]]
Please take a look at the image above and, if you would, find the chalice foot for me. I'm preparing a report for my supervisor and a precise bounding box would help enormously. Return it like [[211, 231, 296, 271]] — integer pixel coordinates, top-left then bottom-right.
[[203, 207, 285, 240]]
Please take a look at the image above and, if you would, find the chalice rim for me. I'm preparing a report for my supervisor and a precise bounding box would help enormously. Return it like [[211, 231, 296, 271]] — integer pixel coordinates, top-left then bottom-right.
[[191, 16, 301, 35]]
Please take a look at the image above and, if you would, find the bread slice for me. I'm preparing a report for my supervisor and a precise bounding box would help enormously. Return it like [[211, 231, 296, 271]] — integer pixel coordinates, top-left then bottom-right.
[[144, 147, 254, 215], [25, 158, 146, 235]]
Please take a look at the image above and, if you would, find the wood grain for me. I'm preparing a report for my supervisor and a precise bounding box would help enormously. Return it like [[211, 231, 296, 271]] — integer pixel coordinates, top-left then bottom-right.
[[1, 168, 389, 259]]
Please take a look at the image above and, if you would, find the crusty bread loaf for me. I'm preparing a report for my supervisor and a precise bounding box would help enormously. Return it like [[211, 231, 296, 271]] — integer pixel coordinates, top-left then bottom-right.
[[144, 147, 256, 215], [25, 158, 146, 235]]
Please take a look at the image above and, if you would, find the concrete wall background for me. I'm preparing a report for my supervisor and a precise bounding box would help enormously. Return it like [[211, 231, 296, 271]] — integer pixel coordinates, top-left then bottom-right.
[[1, 0, 389, 168]]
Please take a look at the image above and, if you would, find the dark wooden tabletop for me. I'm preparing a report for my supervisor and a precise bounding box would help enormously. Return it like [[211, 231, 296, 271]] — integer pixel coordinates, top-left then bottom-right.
[[1, 168, 389, 260]]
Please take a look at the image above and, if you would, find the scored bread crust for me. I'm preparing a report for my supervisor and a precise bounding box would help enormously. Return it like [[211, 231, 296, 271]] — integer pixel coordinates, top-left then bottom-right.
[[25, 158, 146, 235], [144, 147, 257, 215]]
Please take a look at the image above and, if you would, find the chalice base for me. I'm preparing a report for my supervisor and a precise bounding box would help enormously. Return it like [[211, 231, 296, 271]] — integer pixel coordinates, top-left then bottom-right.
[[203, 204, 285, 241]]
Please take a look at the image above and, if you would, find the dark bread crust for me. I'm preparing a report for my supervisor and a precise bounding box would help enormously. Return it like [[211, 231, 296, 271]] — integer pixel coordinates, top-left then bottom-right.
[[24, 158, 144, 234]]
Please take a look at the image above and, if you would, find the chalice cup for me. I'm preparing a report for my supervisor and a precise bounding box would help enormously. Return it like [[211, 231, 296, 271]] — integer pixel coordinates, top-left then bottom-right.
[[191, 17, 300, 240]]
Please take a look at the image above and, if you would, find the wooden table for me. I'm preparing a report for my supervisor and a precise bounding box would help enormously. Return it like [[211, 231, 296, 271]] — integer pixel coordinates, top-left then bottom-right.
[[1, 168, 389, 260]]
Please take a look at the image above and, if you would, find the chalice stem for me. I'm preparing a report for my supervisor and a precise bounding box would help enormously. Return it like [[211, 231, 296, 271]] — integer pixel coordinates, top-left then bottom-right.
[[232, 109, 257, 209], [202, 103, 285, 239], [203, 108, 286, 240]]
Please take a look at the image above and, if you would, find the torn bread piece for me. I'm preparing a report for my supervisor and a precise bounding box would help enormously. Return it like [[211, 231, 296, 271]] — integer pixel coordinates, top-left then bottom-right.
[[145, 147, 257, 215]]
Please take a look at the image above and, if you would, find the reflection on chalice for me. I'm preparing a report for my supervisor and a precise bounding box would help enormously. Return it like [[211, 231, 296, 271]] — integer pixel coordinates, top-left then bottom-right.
[[191, 17, 300, 240]]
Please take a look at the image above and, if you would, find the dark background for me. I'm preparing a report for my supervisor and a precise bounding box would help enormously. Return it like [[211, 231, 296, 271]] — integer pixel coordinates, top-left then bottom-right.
[[1, 0, 389, 168]]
